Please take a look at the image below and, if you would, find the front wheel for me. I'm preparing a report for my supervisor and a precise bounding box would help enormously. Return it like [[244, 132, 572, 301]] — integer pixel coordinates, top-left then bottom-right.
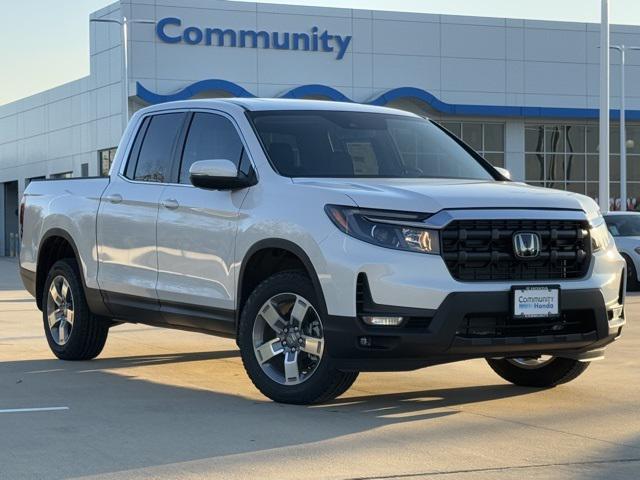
[[238, 271, 358, 404], [486, 356, 590, 387]]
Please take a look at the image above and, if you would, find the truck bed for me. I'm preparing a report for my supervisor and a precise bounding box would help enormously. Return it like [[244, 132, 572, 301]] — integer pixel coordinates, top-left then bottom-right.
[[20, 177, 110, 287]]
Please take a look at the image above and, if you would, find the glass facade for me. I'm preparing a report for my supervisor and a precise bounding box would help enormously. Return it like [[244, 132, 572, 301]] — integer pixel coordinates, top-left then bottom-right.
[[525, 123, 640, 210], [99, 148, 118, 177], [440, 121, 505, 167]]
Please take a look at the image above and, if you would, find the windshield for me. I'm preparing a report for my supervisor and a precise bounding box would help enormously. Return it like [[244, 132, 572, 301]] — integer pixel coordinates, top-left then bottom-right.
[[605, 215, 640, 237], [248, 110, 495, 180]]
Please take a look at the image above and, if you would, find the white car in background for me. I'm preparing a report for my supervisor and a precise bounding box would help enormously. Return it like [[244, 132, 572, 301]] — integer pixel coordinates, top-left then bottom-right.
[[604, 212, 640, 290]]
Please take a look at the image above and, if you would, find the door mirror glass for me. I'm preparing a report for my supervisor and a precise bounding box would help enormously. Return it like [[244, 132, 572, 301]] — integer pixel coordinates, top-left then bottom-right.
[[189, 159, 254, 190], [494, 166, 511, 180]]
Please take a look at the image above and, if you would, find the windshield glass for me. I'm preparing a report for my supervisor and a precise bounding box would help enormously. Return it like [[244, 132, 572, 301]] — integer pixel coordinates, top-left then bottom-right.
[[248, 110, 495, 180], [605, 215, 640, 236]]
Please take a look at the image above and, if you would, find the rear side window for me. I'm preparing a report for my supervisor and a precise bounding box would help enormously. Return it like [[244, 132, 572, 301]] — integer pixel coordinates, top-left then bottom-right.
[[127, 113, 186, 183], [179, 113, 244, 184]]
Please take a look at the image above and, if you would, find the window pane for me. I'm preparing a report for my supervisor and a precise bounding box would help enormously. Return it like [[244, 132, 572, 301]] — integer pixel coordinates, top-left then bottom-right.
[[610, 154, 620, 181], [566, 125, 585, 153], [124, 117, 149, 179], [180, 113, 243, 183], [100, 148, 116, 177], [628, 155, 640, 181], [441, 121, 461, 137], [566, 183, 586, 194], [546, 182, 566, 191], [525, 154, 544, 181], [611, 182, 620, 208], [483, 152, 504, 168], [546, 154, 565, 184], [483, 123, 504, 152], [610, 126, 620, 154], [525, 126, 544, 153], [586, 125, 599, 153], [51, 172, 72, 179], [545, 126, 565, 153], [134, 113, 186, 183], [586, 182, 599, 201], [527, 181, 544, 188], [462, 122, 483, 151], [587, 155, 599, 181], [566, 154, 586, 181], [628, 126, 640, 154]]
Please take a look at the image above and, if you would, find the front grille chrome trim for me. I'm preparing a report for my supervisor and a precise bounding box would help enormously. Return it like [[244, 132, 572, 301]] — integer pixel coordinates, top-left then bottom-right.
[[422, 209, 591, 230]]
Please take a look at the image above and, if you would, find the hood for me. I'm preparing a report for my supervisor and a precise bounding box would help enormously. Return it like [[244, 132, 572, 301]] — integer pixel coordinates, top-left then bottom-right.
[[292, 178, 601, 218]]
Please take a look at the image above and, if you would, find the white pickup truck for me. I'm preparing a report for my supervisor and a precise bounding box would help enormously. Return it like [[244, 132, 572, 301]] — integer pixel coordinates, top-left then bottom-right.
[[19, 98, 626, 404]]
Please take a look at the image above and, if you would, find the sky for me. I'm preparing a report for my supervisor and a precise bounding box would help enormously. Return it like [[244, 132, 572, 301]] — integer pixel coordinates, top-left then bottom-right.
[[1, 0, 640, 105]]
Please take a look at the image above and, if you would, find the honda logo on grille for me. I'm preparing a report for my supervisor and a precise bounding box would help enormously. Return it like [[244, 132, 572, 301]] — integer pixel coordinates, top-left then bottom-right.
[[513, 232, 541, 258]]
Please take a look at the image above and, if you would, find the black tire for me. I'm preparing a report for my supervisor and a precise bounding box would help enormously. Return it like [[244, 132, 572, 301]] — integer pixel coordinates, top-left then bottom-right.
[[238, 270, 358, 404], [42, 258, 109, 361], [486, 357, 590, 388], [621, 254, 639, 291]]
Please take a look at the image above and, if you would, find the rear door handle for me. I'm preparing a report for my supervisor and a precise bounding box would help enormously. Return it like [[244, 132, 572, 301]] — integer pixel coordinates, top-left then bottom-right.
[[161, 198, 179, 210], [104, 194, 122, 204]]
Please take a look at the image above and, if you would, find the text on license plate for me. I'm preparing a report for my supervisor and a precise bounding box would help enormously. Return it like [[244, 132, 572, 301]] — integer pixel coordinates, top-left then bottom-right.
[[513, 286, 559, 318]]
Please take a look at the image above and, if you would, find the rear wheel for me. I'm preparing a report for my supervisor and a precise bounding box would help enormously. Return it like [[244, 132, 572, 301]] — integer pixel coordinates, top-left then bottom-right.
[[486, 356, 590, 387], [43, 259, 109, 360], [239, 271, 358, 404]]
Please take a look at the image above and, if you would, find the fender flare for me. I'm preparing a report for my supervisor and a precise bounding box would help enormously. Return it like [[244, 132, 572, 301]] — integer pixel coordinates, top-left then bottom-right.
[[236, 238, 328, 325], [36, 228, 110, 316]]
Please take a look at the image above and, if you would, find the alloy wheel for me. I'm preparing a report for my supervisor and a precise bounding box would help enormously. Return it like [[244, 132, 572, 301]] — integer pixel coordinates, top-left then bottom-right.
[[506, 355, 555, 369], [46, 275, 74, 346], [252, 293, 325, 385]]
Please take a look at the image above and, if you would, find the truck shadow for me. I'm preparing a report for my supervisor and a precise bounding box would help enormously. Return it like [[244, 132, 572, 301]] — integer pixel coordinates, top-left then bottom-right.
[[0, 350, 542, 479]]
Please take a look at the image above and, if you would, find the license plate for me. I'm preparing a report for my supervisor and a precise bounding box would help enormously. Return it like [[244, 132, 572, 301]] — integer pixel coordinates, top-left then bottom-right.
[[512, 286, 560, 318]]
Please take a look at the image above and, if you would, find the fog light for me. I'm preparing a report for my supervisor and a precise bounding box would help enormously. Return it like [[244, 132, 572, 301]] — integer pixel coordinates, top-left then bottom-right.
[[359, 336, 372, 347], [361, 316, 404, 326]]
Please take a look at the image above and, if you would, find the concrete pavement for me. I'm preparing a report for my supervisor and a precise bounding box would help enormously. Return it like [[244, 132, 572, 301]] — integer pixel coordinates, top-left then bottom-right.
[[0, 256, 638, 479]]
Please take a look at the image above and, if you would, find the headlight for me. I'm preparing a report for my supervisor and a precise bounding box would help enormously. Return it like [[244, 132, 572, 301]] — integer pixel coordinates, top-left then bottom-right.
[[590, 219, 612, 252], [325, 205, 440, 254]]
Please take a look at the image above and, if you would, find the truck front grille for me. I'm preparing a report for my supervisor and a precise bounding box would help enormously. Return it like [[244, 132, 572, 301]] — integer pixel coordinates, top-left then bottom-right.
[[441, 219, 591, 281]]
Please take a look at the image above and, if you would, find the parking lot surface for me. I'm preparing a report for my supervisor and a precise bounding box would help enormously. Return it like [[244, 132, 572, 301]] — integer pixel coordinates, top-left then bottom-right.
[[0, 257, 638, 480]]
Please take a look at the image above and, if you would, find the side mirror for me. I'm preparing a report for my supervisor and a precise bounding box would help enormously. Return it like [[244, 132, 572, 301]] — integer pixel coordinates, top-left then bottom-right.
[[494, 166, 511, 180], [189, 159, 255, 190]]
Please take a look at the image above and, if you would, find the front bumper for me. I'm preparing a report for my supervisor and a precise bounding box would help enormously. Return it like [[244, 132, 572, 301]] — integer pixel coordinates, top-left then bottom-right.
[[325, 287, 625, 372]]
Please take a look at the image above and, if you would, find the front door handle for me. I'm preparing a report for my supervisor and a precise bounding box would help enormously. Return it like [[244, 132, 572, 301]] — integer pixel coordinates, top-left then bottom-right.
[[161, 198, 179, 210], [104, 193, 122, 204]]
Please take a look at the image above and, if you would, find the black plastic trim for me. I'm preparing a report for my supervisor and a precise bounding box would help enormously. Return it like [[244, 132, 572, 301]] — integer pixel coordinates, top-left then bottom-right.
[[19, 267, 36, 297], [102, 291, 235, 337], [237, 239, 328, 325], [36, 228, 111, 316], [323, 288, 622, 372]]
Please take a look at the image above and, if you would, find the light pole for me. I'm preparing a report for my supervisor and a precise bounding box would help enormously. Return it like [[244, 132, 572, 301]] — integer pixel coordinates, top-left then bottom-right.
[[599, 0, 610, 213], [610, 45, 640, 211], [90, 17, 155, 131]]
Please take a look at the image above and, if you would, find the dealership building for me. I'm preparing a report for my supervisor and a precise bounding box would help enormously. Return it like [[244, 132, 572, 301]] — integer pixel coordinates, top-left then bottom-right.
[[2, 0, 640, 255]]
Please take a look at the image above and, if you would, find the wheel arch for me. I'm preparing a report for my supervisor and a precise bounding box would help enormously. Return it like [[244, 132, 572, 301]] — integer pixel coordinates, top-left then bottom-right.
[[35, 228, 108, 315], [236, 239, 328, 332]]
